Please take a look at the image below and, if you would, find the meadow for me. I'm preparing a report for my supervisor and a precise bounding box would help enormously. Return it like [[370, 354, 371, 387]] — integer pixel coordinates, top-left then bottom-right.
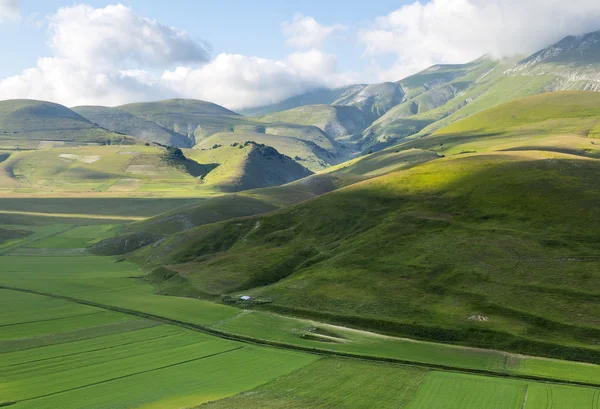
[[1, 203, 600, 408]]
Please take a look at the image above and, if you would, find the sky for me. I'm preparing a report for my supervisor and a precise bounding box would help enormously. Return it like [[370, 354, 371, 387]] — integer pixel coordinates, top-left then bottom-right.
[[1, 0, 600, 110]]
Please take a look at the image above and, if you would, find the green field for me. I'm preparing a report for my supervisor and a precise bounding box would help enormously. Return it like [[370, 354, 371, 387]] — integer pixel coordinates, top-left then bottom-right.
[[1, 209, 600, 408], [0, 287, 317, 408]]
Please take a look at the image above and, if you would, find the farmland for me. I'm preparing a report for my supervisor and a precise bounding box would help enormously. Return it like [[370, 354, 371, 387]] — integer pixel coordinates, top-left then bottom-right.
[[1, 214, 600, 409], [0, 275, 317, 408]]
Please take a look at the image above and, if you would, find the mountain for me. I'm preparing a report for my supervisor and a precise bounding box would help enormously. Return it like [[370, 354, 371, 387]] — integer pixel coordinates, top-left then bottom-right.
[[0, 99, 131, 149], [115, 91, 600, 359], [238, 30, 600, 155], [188, 141, 312, 192], [255, 105, 368, 144], [74, 99, 242, 148], [239, 85, 367, 116], [363, 31, 600, 150], [331, 82, 405, 123], [72, 106, 192, 147], [75, 99, 352, 171]]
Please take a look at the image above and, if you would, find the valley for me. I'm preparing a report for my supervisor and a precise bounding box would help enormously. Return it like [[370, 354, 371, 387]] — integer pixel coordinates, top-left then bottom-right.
[[2, 27, 600, 408]]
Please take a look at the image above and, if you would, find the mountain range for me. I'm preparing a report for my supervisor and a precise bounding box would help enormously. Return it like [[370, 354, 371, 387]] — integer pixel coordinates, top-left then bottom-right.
[[3, 31, 600, 194]]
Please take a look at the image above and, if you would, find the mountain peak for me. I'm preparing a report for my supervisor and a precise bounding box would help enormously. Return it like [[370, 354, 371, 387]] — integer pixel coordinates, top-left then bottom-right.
[[514, 29, 600, 70]]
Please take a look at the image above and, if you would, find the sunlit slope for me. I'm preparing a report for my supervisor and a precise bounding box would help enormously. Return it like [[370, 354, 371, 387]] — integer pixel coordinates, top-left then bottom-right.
[[400, 91, 600, 157], [0, 100, 131, 149], [364, 31, 600, 150], [0, 143, 311, 195], [194, 132, 337, 172]]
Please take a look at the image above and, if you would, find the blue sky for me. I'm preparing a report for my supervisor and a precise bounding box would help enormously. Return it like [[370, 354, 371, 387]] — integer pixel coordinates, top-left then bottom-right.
[[1, 0, 406, 78], [1, 1, 599, 109]]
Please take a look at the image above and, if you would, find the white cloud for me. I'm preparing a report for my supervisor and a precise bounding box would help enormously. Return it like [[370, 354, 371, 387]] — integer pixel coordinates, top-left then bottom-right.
[[162, 50, 358, 110], [359, 0, 600, 81], [0, 0, 19, 22], [48, 4, 210, 68], [0, 4, 356, 109], [282, 14, 346, 49]]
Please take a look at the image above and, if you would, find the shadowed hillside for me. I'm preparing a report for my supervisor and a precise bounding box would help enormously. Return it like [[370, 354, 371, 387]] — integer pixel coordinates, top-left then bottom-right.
[[0, 100, 132, 149], [119, 92, 600, 361]]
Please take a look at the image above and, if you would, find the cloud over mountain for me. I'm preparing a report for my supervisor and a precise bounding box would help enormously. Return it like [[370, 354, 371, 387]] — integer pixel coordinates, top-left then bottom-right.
[[0, 4, 354, 109], [360, 0, 600, 80]]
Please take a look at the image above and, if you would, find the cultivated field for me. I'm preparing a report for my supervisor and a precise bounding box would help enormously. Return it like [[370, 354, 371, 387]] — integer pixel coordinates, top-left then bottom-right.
[[0, 214, 599, 409]]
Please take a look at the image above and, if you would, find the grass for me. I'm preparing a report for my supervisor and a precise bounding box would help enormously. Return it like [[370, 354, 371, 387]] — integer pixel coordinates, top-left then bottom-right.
[[138, 148, 600, 360], [194, 132, 333, 172], [405, 371, 526, 409], [201, 358, 427, 409], [2, 217, 600, 409], [94, 147, 439, 255], [0, 99, 131, 148], [9, 347, 316, 409], [255, 104, 367, 141], [0, 145, 218, 195], [524, 383, 600, 409], [0, 260, 317, 409]]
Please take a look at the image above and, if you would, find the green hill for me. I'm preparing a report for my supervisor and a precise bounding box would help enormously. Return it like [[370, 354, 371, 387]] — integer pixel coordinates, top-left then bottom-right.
[[0, 100, 132, 149], [0, 142, 312, 196], [255, 105, 368, 144], [120, 92, 600, 360], [362, 31, 600, 150], [75, 99, 352, 170], [401, 91, 600, 158], [241, 30, 600, 155], [193, 131, 337, 172], [72, 106, 191, 147], [93, 147, 438, 255]]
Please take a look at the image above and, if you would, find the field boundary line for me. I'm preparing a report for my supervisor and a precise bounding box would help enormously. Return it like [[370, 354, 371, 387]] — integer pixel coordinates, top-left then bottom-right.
[[521, 385, 528, 409], [0, 210, 146, 221], [2, 285, 600, 389], [17, 346, 245, 403], [0, 311, 105, 328], [0, 331, 184, 368]]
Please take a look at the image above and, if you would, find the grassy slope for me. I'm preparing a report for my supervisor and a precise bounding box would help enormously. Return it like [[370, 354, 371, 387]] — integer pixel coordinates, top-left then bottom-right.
[[255, 105, 367, 142], [0, 100, 131, 149], [0, 145, 211, 195], [365, 32, 600, 150], [0, 142, 314, 195], [93, 148, 439, 256], [75, 99, 351, 169], [194, 132, 335, 172], [136, 92, 600, 361], [72, 105, 190, 147]]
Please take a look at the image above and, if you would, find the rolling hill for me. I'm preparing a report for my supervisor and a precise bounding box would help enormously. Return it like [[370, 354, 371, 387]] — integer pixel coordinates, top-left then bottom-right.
[[116, 92, 600, 361], [255, 105, 368, 144], [0, 99, 132, 149], [75, 99, 352, 170], [0, 142, 312, 195]]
